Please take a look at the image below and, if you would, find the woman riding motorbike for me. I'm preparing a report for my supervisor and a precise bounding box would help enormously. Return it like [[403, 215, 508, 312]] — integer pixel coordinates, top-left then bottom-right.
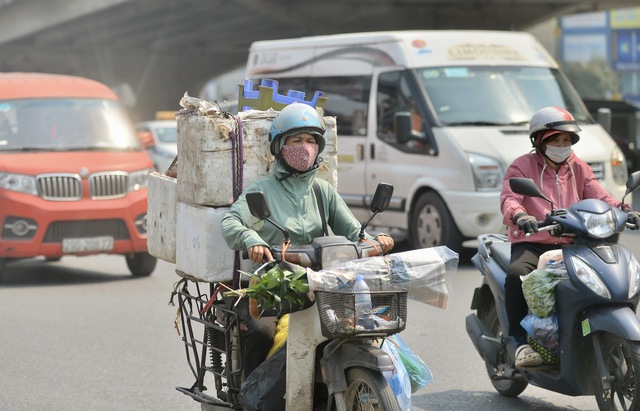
[[500, 106, 640, 368], [220, 102, 394, 378]]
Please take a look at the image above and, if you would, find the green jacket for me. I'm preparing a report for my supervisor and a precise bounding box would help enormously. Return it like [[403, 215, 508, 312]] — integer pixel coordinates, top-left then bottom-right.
[[221, 160, 369, 251]]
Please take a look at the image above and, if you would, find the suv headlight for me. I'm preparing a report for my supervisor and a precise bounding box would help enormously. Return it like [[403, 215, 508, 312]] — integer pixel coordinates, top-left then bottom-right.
[[578, 210, 615, 238], [0, 172, 37, 195], [468, 153, 503, 191], [128, 168, 153, 192]]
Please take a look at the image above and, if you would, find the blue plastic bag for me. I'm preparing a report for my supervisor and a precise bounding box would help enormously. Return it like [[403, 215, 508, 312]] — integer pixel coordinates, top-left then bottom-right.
[[381, 337, 412, 410], [385, 334, 433, 393]]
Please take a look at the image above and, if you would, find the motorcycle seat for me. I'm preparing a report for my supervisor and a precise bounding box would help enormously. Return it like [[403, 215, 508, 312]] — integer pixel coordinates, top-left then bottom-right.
[[489, 241, 511, 272]]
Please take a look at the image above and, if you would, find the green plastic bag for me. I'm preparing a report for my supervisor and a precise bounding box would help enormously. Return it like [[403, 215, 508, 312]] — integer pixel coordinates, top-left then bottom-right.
[[521, 269, 566, 317]]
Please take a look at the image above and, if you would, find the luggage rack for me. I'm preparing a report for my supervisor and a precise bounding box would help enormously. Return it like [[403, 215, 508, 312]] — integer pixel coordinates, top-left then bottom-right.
[[175, 281, 244, 408]]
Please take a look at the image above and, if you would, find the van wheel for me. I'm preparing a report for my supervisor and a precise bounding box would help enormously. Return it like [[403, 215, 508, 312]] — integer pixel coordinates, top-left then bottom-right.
[[125, 252, 157, 277], [0, 258, 5, 283], [410, 192, 463, 252]]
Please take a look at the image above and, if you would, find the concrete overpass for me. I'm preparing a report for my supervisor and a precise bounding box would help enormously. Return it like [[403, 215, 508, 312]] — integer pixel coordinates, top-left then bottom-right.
[[0, 0, 637, 121]]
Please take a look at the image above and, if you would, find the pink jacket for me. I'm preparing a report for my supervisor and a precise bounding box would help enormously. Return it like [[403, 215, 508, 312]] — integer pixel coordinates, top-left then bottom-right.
[[500, 151, 622, 245]]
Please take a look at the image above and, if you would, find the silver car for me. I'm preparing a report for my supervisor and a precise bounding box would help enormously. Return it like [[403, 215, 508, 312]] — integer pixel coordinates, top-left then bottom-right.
[[135, 119, 177, 173]]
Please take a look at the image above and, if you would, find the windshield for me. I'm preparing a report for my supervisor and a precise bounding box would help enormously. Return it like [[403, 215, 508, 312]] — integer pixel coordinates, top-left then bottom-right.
[[155, 126, 177, 144], [417, 66, 591, 126], [0, 98, 141, 151]]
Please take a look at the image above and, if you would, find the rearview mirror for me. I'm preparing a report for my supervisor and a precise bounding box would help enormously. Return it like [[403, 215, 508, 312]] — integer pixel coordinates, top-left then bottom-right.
[[626, 171, 640, 194], [509, 178, 542, 198], [370, 183, 393, 213], [136, 130, 155, 148], [509, 177, 555, 212], [246, 192, 271, 220], [623, 170, 640, 205]]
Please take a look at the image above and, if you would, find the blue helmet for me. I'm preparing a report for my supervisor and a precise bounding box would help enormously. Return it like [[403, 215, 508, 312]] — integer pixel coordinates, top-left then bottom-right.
[[269, 102, 326, 156]]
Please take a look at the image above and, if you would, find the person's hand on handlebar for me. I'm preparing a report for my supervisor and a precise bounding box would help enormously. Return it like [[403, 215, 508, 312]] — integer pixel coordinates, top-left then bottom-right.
[[247, 244, 274, 264], [515, 212, 538, 234], [627, 211, 640, 230], [375, 234, 394, 254]]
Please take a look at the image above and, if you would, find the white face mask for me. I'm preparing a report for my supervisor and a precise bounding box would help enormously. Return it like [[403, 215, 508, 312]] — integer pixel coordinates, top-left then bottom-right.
[[545, 145, 572, 163]]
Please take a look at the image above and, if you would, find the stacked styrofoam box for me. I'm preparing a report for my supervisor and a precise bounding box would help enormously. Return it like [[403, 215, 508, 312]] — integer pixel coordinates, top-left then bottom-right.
[[147, 172, 177, 263], [177, 110, 337, 206], [172, 107, 338, 282]]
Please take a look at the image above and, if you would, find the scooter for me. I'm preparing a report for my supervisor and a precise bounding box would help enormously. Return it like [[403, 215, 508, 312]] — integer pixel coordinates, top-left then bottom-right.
[[175, 182, 409, 411], [466, 170, 640, 411]]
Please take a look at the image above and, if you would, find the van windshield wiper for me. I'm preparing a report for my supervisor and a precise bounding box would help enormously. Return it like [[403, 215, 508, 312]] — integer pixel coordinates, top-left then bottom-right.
[[446, 120, 529, 126]]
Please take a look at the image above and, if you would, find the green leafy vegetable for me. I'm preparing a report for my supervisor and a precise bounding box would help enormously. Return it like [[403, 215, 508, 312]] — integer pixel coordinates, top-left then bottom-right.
[[224, 264, 309, 315]]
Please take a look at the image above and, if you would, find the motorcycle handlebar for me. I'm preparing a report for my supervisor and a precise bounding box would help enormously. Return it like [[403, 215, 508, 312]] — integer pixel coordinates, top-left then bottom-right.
[[241, 238, 384, 268], [524, 221, 558, 237]]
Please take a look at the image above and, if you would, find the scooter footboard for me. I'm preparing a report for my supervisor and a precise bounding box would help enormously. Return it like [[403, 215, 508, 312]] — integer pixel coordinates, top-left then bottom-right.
[[582, 306, 640, 341]]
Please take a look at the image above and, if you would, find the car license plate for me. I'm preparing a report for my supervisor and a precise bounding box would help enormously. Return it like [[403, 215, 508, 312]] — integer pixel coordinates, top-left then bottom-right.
[[62, 236, 114, 253]]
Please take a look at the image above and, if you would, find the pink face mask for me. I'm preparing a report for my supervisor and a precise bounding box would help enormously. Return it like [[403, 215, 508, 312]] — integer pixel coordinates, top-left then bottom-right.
[[281, 143, 319, 172]]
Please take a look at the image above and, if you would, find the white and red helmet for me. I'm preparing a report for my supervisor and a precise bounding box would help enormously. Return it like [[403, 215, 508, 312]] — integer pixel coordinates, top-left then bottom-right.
[[528, 106, 581, 148]]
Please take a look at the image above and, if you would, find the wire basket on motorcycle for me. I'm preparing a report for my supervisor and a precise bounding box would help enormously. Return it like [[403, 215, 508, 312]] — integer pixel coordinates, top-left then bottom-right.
[[316, 290, 407, 338]]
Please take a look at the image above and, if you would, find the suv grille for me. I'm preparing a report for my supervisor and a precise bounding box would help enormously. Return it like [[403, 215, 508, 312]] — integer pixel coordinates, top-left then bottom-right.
[[90, 172, 128, 199], [37, 174, 82, 200], [35, 172, 129, 200], [43, 219, 130, 243]]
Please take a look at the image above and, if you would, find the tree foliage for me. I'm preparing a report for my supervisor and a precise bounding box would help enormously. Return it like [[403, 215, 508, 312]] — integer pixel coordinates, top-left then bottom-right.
[[563, 59, 620, 100]]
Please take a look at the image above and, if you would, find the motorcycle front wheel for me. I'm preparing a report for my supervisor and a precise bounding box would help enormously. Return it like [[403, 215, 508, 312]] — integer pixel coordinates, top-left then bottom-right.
[[342, 367, 401, 411], [595, 333, 640, 411], [478, 298, 528, 397]]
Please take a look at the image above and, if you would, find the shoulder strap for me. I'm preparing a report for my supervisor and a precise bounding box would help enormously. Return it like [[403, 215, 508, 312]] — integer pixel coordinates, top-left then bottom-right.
[[312, 181, 328, 237]]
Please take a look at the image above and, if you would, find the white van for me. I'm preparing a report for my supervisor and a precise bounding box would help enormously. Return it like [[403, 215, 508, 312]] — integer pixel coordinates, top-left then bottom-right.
[[246, 30, 629, 252]]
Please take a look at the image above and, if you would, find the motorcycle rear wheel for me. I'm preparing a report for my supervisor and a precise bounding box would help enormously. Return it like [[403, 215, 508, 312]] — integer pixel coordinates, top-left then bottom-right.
[[478, 299, 528, 397], [343, 367, 401, 411], [595, 333, 640, 411]]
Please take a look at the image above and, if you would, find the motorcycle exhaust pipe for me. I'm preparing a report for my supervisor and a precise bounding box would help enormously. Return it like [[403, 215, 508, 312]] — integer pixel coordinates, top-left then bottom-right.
[[465, 313, 500, 366]]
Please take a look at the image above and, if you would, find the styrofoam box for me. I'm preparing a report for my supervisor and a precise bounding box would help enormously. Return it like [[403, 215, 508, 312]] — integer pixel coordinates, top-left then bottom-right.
[[177, 110, 338, 207], [175, 202, 251, 282], [147, 172, 177, 263]]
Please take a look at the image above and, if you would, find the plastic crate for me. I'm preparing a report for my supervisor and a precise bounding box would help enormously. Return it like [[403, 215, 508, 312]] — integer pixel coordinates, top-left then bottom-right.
[[315, 290, 407, 338], [238, 78, 327, 111]]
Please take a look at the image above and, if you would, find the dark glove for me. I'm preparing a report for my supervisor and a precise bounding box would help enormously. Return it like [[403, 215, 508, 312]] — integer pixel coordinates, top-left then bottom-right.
[[515, 213, 538, 234], [627, 211, 640, 230]]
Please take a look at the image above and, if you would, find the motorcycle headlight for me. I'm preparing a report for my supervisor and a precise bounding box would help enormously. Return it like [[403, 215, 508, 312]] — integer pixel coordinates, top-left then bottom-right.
[[578, 210, 615, 238], [320, 244, 358, 269], [570, 256, 611, 299], [128, 168, 153, 192], [0, 172, 38, 195], [629, 254, 640, 299]]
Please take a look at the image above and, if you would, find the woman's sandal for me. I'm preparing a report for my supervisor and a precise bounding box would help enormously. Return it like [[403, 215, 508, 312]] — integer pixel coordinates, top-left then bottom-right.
[[515, 344, 543, 368]]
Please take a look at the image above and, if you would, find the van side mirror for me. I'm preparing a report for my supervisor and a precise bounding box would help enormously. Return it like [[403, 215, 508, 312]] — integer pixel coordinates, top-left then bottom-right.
[[394, 112, 412, 144], [136, 130, 155, 148], [597, 108, 612, 134], [370, 183, 393, 213]]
